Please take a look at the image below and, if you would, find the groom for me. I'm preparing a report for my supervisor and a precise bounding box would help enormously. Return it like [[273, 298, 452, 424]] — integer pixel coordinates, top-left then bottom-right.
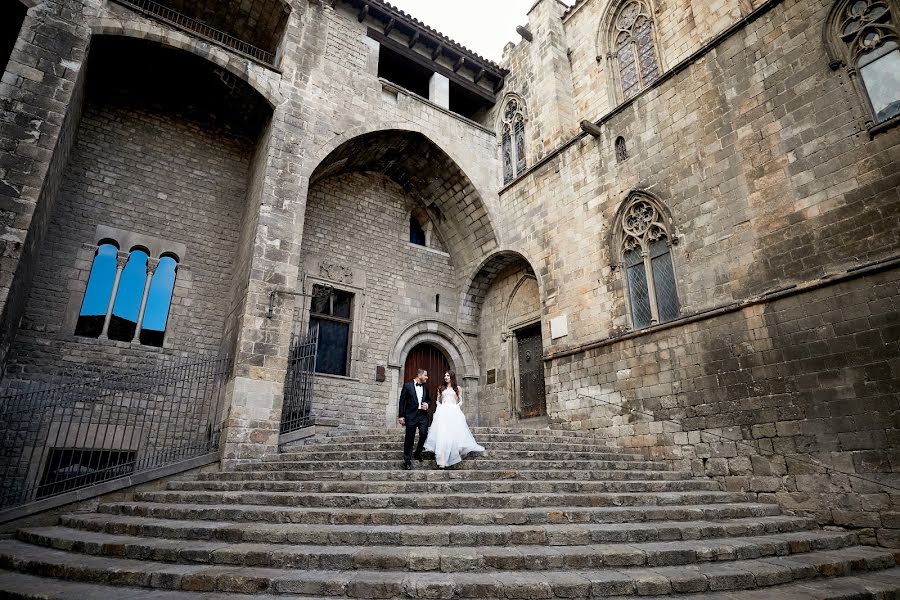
[[398, 368, 430, 470]]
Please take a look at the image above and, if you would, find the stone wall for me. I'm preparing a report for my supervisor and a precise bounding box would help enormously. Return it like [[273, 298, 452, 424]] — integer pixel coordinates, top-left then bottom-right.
[[3, 101, 252, 378], [549, 264, 900, 544], [300, 172, 459, 427]]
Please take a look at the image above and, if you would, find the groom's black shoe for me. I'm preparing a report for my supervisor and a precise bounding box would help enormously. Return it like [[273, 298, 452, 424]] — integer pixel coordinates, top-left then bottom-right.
[[403, 462, 412, 470], [413, 452, 422, 462]]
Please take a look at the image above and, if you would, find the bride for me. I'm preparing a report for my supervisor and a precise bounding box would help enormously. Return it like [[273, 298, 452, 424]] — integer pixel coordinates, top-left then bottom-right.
[[424, 371, 485, 468]]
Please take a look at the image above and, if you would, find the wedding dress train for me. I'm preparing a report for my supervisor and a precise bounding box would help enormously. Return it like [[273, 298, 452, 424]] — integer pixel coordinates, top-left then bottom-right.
[[424, 387, 484, 467]]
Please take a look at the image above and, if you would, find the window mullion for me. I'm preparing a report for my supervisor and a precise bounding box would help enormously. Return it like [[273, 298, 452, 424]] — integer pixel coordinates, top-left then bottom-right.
[[643, 249, 660, 324], [99, 252, 129, 340], [132, 258, 159, 343]]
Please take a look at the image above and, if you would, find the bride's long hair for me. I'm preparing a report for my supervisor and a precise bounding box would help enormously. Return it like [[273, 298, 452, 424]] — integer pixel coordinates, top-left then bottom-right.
[[439, 371, 460, 397]]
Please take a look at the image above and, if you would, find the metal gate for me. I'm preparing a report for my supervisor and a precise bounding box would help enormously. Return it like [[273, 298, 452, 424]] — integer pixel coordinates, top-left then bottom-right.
[[280, 325, 319, 435], [516, 324, 547, 418]]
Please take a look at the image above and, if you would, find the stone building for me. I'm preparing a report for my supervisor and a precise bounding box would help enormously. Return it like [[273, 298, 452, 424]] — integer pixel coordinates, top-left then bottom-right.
[[0, 0, 898, 553]]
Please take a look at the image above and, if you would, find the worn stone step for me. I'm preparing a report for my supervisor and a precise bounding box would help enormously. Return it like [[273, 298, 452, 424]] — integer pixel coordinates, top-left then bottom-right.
[[326, 428, 617, 441], [98, 501, 784, 526], [166, 478, 721, 495], [18, 526, 859, 572], [291, 440, 641, 455], [133, 490, 754, 510], [5, 567, 900, 600], [198, 468, 696, 482], [267, 450, 647, 462], [60, 513, 817, 547], [232, 458, 676, 472], [0, 539, 895, 597]]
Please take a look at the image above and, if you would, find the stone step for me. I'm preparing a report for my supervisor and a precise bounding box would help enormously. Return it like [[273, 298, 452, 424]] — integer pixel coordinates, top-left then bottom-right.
[[98, 501, 784, 526], [326, 428, 616, 441], [198, 468, 696, 482], [232, 458, 676, 472], [267, 450, 647, 462], [4, 567, 900, 600], [166, 478, 722, 494], [0, 539, 895, 597], [133, 490, 754, 510], [291, 440, 641, 454], [59, 513, 817, 546], [18, 526, 860, 572]]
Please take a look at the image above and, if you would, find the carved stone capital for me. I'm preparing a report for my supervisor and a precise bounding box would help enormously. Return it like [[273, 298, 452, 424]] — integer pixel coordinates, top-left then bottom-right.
[[146, 257, 160, 275]]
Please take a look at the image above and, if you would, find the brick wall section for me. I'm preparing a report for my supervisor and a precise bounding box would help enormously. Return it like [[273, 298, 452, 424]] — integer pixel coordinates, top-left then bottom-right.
[[3, 102, 251, 376], [549, 265, 900, 545], [301, 172, 458, 427]]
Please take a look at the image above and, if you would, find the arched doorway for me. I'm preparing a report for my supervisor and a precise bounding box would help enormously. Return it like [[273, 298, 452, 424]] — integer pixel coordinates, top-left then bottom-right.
[[404, 343, 450, 424]]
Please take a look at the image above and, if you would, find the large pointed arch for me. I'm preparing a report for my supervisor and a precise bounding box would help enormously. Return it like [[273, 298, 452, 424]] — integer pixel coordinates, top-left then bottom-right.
[[460, 249, 543, 332]]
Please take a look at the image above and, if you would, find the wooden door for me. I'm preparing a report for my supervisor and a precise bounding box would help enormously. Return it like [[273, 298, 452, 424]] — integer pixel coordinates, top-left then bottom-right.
[[404, 343, 450, 424], [516, 324, 547, 418]]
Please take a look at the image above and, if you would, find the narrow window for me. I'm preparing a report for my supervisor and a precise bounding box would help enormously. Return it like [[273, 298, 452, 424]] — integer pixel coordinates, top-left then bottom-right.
[[500, 96, 527, 184], [310, 285, 354, 377], [139, 254, 178, 347], [615, 136, 629, 162], [612, 1, 661, 101], [409, 215, 426, 246], [75, 242, 119, 338], [827, 0, 900, 125], [435, 294, 441, 312], [619, 196, 679, 328], [108, 248, 149, 342]]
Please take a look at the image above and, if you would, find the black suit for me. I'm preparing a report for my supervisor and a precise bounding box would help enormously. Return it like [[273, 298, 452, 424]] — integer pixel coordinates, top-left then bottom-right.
[[399, 380, 430, 465]]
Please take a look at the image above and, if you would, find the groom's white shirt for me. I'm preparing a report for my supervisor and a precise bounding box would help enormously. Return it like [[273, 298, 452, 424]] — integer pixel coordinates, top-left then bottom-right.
[[414, 382, 423, 403]]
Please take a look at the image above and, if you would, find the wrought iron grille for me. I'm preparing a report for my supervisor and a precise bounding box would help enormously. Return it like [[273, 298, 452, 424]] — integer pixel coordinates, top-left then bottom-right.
[[280, 326, 320, 435], [0, 355, 230, 509], [110, 0, 277, 66]]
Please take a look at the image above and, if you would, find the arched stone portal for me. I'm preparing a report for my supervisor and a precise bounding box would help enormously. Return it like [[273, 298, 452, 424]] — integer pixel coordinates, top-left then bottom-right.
[[298, 130, 493, 430], [463, 250, 545, 426]]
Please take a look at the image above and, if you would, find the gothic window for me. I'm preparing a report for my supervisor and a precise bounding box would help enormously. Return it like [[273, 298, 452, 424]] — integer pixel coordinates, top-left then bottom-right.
[[612, 0, 661, 101], [75, 242, 119, 338], [618, 196, 679, 328], [310, 285, 354, 377], [75, 240, 180, 346], [139, 254, 179, 348], [615, 136, 629, 162], [827, 0, 900, 126], [500, 96, 528, 184]]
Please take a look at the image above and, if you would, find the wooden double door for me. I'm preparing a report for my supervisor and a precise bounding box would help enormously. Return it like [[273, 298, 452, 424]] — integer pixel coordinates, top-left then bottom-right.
[[403, 343, 450, 424]]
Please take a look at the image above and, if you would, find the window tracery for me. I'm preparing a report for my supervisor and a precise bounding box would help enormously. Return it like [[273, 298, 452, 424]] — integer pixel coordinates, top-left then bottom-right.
[[826, 0, 900, 126], [611, 0, 661, 101], [500, 96, 528, 184], [615, 195, 679, 328]]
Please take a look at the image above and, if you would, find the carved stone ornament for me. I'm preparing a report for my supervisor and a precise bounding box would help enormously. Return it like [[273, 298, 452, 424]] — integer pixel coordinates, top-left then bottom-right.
[[319, 261, 353, 284]]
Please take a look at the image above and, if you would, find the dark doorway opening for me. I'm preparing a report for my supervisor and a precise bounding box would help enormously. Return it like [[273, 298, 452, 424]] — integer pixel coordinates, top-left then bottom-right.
[[516, 323, 546, 418], [1, 2, 27, 76], [404, 343, 450, 425]]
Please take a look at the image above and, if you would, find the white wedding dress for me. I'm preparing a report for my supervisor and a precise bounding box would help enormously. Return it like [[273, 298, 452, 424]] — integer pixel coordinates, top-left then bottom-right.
[[424, 387, 484, 467]]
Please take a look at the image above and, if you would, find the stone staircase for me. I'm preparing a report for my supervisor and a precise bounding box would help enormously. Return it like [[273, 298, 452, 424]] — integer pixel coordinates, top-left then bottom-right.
[[1, 427, 899, 599]]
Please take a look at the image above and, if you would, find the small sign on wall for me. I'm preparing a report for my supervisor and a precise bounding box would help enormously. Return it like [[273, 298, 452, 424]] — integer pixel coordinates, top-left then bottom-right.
[[486, 369, 496, 385], [375, 366, 386, 382], [550, 315, 568, 340]]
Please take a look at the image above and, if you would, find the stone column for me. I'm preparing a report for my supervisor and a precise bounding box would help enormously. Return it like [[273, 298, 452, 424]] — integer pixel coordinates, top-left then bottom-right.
[[132, 258, 159, 343], [429, 73, 450, 109], [100, 252, 130, 340]]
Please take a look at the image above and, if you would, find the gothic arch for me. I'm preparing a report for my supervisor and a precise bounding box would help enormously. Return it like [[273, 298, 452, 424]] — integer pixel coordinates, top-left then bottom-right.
[[497, 93, 529, 184], [607, 189, 678, 269], [823, 0, 900, 127], [596, 0, 665, 104], [460, 249, 543, 331], [86, 21, 282, 108], [306, 128, 500, 269]]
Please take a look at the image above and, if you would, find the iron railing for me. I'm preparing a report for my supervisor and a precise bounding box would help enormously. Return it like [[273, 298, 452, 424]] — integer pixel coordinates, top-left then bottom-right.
[[110, 0, 277, 66], [0, 355, 230, 509], [280, 327, 319, 434]]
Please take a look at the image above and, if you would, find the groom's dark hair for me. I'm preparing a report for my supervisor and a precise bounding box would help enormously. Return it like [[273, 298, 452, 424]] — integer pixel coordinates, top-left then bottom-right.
[[416, 368, 427, 376]]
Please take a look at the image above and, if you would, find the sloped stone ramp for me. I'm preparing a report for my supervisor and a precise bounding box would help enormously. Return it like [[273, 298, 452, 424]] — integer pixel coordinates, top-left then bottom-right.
[[1, 427, 899, 599]]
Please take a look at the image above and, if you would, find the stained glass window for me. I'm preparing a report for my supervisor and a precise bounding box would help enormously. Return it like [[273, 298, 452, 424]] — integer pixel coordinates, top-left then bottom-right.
[[612, 1, 661, 101], [500, 97, 527, 183], [619, 196, 679, 328]]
